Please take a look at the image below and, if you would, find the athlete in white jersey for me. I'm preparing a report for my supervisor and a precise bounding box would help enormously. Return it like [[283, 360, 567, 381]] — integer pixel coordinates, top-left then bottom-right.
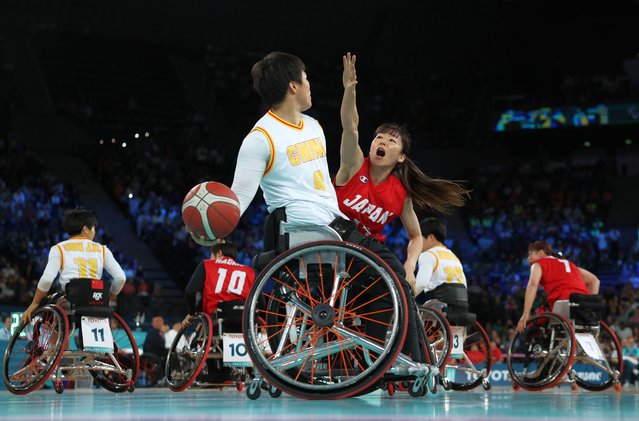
[[228, 51, 345, 227], [415, 218, 467, 295], [21, 208, 127, 323]]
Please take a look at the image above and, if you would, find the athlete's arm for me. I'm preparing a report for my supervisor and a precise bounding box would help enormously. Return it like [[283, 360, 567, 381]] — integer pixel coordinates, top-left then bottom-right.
[[399, 197, 423, 292], [414, 251, 437, 296], [103, 246, 127, 297], [184, 262, 206, 315], [335, 52, 364, 186], [578, 267, 600, 294], [231, 131, 270, 216], [22, 246, 61, 323], [517, 263, 542, 333]]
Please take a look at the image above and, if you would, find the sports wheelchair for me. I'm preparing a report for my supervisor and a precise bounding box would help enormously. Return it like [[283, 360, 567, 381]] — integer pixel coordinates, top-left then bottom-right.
[[241, 219, 439, 400], [506, 293, 622, 392], [165, 300, 253, 393], [2, 279, 139, 394], [417, 284, 492, 391]]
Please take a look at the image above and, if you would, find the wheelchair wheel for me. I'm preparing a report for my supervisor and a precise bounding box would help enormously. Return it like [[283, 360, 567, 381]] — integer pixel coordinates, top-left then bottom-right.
[[572, 321, 623, 391], [3, 305, 69, 395], [507, 313, 575, 391], [90, 312, 140, 393], [244, 240, 409, 400], [165, 313, 213, 392], [418, 307, 451, 371], [448, 321, 492, 391]]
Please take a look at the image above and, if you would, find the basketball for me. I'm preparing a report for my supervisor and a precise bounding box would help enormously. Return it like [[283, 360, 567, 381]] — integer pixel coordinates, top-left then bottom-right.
[[181, 181, 241, 241]]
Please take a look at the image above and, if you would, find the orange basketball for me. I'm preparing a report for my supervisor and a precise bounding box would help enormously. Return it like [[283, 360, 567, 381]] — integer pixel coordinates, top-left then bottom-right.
[[181, 182, 240, 241]]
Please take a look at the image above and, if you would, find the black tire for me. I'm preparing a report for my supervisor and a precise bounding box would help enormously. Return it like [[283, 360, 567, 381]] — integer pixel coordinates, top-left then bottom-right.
[[573, 321, 623, 391], [3, 305, 69, 395], [90, 312, 140, 392], [449, 321, 493, 391], [165, 313, 213, 392], [507, 312, 575, 391], [418, 307, 451, 370], [243, 241, 409, 400]]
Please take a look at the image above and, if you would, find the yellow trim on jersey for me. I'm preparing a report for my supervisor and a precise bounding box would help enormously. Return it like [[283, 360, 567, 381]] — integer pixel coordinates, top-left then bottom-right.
[[102, 244, 106, 261], [427, 250, 439, 273], [268, 110, 304, 130], [251, 127, 276, 175], [56, 244, 64, 270]]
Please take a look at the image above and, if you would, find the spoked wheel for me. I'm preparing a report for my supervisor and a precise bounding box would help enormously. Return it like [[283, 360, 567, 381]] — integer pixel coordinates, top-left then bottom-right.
[[507, 312, 576, 391], [165, 313, 213, 392], [572, 321, 623, 391], [244, 241, 409, 400], [418, 307, 451, 371], [3, 305, 69, 395], [448, 321, 492, 391], [89, 312, 140, 393]]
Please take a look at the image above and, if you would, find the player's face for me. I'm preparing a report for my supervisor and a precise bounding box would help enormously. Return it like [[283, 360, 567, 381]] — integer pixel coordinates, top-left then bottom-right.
[[369, 132, 406, 167], [296, 71, 312, 112], [527, 250, 542, 265]]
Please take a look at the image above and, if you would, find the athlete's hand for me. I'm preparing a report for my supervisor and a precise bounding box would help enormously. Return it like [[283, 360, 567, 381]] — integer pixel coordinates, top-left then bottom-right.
[[190, 231, 222, 247], [516, 313, 530, 333], [21, 303, 39, 325], [342, 52, 357, 89], [181, 314, 193, 330], [405, 272, 417, 295]]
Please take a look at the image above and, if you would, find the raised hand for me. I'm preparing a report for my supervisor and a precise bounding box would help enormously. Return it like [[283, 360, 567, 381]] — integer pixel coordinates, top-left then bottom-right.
[[342, 52, 357, 89]]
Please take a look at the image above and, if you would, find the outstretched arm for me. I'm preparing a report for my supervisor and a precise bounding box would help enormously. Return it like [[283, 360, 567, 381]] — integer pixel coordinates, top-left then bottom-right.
[[335, 52, 364, 186], [231, 130, 270, 215], [517, 263, 542, 333], [578, 267, 600, 294], [399, 197, 423, 293]]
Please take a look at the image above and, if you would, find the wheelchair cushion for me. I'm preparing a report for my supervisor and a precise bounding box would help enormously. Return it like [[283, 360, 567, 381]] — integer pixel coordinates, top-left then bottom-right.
[[215, 300, 245, 332], [445, 309, 477, 327], [251, 250, 276, 272], [569, 293, 604, 326]]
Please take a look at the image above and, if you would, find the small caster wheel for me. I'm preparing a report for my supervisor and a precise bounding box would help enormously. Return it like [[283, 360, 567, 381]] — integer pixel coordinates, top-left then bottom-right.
[[268, 385, 282, 398], [246, 381, 262, 400], [482, 380, 491, 391], [408, 383, 425, 398], [571, 382, 578, 391], [126, 380, 135, 393], [387, 382, 395, 396], [614, 382, 622, 392], [54, 381, 64, 394], [440, 377, 451, 391], [236, 382, 244, 392], [512, 382, 520, 391]]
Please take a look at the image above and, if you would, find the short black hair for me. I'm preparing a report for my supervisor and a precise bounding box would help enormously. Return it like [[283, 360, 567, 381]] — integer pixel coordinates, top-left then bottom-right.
[[210, 241, 238, 260], [419, 217, 447, 242], [251, 51, 306, 107], [63, 208, 98, 236]]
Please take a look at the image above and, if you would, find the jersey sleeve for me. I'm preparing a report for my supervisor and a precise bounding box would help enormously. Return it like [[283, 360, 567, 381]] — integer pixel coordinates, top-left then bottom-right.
[[103, 246, 127, 295], [415, 251, 438, 294], [230, 129, 270, 216], [37, 246, 62, 292]]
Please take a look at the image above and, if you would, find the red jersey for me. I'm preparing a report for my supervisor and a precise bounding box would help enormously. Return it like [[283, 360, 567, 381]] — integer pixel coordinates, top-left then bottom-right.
[[536, 256, 589, 310], [334, 158, 407, 242], [202, 257, 255, 314]]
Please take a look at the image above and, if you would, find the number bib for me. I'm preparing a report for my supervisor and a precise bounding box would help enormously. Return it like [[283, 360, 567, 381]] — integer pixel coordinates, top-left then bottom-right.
[[222, 333, 252, 367], [450, 326, 466, 359], [81, 316, 114, 353], [575, 333, 605, 360]]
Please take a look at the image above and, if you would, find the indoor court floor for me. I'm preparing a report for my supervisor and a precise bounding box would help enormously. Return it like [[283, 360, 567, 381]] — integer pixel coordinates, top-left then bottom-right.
[[1, 386, 638, 420]]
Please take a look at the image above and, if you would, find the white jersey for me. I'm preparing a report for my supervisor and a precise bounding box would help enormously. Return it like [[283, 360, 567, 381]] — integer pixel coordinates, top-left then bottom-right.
[[235, 110, 345, 226], [37, 237, 127, 295], [415, 245, 467, 294]]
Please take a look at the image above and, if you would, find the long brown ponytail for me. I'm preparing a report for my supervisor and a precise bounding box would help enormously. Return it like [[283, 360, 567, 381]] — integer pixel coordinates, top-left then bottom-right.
[[375, 123, 471, 215]]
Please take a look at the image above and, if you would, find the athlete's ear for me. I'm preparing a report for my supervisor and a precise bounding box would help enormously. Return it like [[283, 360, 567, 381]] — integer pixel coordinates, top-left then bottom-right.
[[397, 153, 406, 164], [288, 80, 298, 94]]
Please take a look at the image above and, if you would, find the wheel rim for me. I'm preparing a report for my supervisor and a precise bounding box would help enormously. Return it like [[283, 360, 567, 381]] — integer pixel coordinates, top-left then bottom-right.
[[449, 321, 492, 390], [244, 241, 408, 399], [573, 321, 623, 391], [3, 305, 68, 394], [507, 313, 575, 390], [165, 313, 212, 391], [419, 307, 451, 370]]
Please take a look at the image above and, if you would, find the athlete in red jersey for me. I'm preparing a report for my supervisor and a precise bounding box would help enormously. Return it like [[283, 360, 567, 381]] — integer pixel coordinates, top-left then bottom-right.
[[516, 240, 600, 333], [181, 241, 255, 328], [335, 52, 470, 289]]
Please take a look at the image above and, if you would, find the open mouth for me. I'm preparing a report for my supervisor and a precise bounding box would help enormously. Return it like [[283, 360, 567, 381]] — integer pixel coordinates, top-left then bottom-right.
[[376, 148, 386, 157]]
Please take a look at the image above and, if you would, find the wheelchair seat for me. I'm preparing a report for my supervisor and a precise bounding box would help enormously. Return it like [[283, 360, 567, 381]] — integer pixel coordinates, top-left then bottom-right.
[[65, 278, 113, 318], [445, 309, 477, 327], [214, 301, 245, 333], [569, 293, 605, 327]]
